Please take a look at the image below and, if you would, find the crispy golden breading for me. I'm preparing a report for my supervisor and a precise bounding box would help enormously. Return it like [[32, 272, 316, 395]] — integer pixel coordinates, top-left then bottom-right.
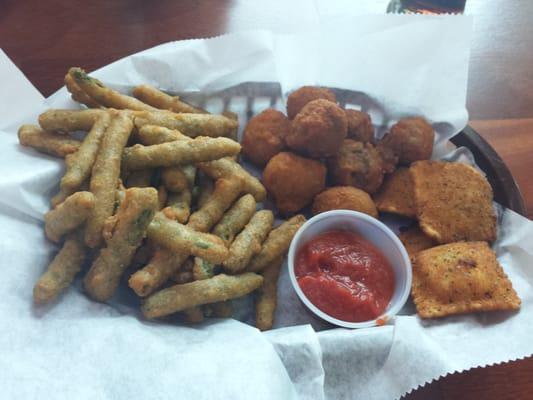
[[242, 108, 289, 166], [411, 161, 497, 243], [312, 186, 378, 218], [285, 99, 347, 158], [263, 152, 326, 214], [38, 109, 106, 132], [18, 125, 81, 158], [345, 109, 373, 143], [44, 191, 95, 242], [383, 117, 435, 164], [411, 242, 520, 318], [286, 86, 336, 119], [398, 225, 435, 259], [255, 257, 283, 331], [374, 168, 416, 218], [142, 273, 264, 318], [328, 140, 384, 194], [132, 85, 207, 114]]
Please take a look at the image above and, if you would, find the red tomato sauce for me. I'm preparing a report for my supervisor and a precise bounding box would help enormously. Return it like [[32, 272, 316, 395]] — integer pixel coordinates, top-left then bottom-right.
[[295, 230, 395, 322]]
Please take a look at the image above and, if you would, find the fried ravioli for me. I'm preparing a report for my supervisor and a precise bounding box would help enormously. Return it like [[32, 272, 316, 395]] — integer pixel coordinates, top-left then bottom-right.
[[374, 168, 416, 218], [399, 225, 435, 259], [411, 161, 497, 244], [411, 241, 520, 318]]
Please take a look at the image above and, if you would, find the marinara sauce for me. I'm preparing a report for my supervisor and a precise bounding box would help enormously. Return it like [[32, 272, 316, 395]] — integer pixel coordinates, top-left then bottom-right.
[[295, 230, 395, 322]]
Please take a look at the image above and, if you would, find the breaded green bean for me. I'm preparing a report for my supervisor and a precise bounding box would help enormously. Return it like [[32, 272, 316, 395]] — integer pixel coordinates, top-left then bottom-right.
[[142, 273, 263, 318], [255, 257, 283, 331], [132, 85, 207, 114], [128, 249, 188, 297], [85, 111, 134, 248], [125, 169, 153, 188], [64, 73, 101, 109], [223, 210, 274, 273], [18, 125, 81, 158], [52, 113, 112, 206], [39, 109, 106, 132], [248, 215, 306, 273], [192, 257, 216, 281], [197, 158, 266, 201], [187, 178, 243, 232], [45, 191, 95, 242], [84, 187, 158, 301], [122, 137, 240, 170], [163, 189, 192, 223], [69, 67, 157, 111], [171, 258, 194, 283], [147, 213, 228, 264], [137, 125, 188, 145], [212, 194, 257, 245], [134, 110, 238, 138], [161, 167, 189, 192], [33, 232, 86, 305]]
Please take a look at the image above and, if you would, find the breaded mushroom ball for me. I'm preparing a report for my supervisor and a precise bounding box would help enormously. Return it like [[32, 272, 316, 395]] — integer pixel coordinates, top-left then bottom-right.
[[263, 152, 326, 214], [381, 117, 435, 164], [286, 86, 337, 119], [285, 99, 347, 158], [242, 109, 290, 166], [328, 139, 384, 194], [345, 109, 374, 143], [312, 186, 378, 218]]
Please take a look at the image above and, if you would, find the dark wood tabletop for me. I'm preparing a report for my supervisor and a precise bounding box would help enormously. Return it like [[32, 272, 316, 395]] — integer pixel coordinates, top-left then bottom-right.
[[1, 0, 532, 398]]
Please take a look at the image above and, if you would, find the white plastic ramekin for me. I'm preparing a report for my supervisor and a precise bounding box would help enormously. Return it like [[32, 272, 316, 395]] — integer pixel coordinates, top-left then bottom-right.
[[287, 210, 412, 329]]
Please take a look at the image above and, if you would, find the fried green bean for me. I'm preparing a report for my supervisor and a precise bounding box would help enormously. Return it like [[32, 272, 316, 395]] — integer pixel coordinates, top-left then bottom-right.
[[137, 125, 188, 145], [212, 194, 257, 245], [134, 110, 238, 138], [128, 248, 188, 297], [64, 73, 101, 108], [197, 158, 266, 201], [132, 85, 207, 114], [248, 215, 306, 273], [187, 178, 243, 232], [18, 125, 81, 158], [126, 169, 153, 188], [84, 187, 158, 301], [52, 112, 112, 206], [69, 67, 157, 111], [147, 213, 228, 263], [38, 109, 106, 132], [223, 210, 274, 274], [45, 191, 95, 242], [142, 273, 263, 318], [192, 257, 216, 281], [255, 257, 283, 331], [33, 232, 86, 305], [161, 167, 189, 192], [85, 112, 134, 248], [122, 137, 240, 170], [163, 189, 192, 223]]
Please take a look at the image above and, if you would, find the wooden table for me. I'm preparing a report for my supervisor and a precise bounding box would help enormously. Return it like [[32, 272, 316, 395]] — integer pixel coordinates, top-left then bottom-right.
[[1, 1, 532, 398]]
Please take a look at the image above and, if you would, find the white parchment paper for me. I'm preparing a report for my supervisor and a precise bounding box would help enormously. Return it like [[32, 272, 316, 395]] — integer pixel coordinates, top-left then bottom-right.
[[1, 15, 533, 400]]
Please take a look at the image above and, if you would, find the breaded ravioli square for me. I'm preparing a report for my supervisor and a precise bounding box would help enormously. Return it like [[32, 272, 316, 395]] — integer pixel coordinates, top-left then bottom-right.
[[374, 167, 416, 217], [399, 225, 435, 259], [411, 161, 496, 244], [411, 241, 520, 318]]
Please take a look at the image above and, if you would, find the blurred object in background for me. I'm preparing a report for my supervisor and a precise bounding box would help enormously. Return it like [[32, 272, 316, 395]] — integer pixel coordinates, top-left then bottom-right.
[[387, 0, 466, 14]]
